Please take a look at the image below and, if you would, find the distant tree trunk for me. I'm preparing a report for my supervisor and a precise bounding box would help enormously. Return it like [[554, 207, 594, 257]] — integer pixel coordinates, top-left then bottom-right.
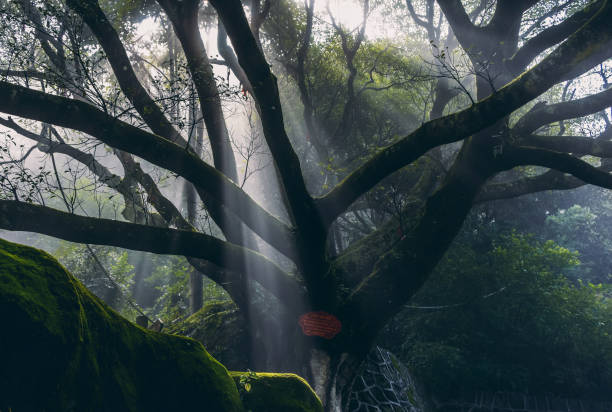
[[189, 271, 203, 314], [186, 82, 204, 314]]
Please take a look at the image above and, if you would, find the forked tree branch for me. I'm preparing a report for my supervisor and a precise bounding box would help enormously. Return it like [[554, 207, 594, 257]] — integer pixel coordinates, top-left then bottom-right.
[[506, 0, 605, 75], [209, 0, 330, 293], [0, 81, 297, 258], [317, 0, 612, 226]]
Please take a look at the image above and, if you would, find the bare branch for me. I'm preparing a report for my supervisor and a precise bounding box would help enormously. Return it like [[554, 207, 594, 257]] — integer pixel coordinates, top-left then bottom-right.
[[0, 144, 37, 165]]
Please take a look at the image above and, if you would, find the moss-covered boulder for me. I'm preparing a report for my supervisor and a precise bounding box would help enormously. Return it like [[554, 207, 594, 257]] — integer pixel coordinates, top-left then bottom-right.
[[0, 238, 244, 412], [231, 372, 323, 412], [166, 299, 249, 370]]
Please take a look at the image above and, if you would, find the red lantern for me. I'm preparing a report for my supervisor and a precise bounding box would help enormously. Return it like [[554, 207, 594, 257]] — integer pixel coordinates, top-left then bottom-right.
[[298, 311, 342, 339]]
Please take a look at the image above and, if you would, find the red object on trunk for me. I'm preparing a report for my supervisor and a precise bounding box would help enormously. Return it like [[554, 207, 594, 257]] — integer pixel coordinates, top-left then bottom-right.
[[298, 311, 342, 339]]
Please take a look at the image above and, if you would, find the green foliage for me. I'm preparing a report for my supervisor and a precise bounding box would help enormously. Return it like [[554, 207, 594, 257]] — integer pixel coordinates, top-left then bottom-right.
[[546, 205, 612, 283], [383, 232, 612, 401], [145, 255, 230, 322], [53, 242, 135, 314], [99, 0, 159, 30], [238, 370, 260, 393], [145, 255, 191, 321], [51, 241, 231, 325], [470, 188, 612, 284]]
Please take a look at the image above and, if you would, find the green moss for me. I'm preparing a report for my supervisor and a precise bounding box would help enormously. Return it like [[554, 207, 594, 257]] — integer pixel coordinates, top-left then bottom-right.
[[230, 372, 323, 412], [166, 299, 249, 370], [0, 238, 244, 412]]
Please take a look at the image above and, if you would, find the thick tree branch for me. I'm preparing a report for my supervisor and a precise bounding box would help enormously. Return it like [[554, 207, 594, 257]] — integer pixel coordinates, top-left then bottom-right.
[[476, 169, 590, 203], [520, 132, 612, 157], [210, 0, 319, 230], [210, 0, 330, 301], [436, 0, 482, 48], [0, 200, 304, 305], [217, 20, 253, 95], [514, 86, 612, 133], [482, 0, 538, 56], [317, 0, 612, 226], [0, 81, 297, 259], [156, 0, 238, 182], [499, 145, 612, 190]]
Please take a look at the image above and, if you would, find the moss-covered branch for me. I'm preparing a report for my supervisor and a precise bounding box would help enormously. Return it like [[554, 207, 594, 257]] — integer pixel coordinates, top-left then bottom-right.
[[476, 169, 591, 203]]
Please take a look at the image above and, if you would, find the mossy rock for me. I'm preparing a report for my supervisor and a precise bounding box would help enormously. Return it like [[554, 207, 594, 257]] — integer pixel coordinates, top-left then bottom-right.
[[166, 299, 249, 370], [230, 372, 323, 412], [0, 238, 243, 412]]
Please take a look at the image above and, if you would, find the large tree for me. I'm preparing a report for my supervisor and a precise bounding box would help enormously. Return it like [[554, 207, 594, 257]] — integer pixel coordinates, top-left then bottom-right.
[[1, 0, 612, 409]]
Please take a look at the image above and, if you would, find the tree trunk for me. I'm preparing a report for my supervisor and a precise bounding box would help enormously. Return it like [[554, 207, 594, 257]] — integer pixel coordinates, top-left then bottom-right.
[[306, 348, 364, 412], [189, 271, 203, 314]]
